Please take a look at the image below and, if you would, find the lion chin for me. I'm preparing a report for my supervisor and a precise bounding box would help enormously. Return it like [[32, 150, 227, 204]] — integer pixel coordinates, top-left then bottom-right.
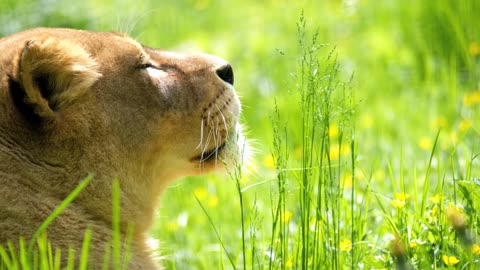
[[0, 28, 245, 269]]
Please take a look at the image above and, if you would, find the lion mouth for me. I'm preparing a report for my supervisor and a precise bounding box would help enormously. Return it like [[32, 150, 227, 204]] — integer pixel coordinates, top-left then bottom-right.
[[191, 142, 227, 162]]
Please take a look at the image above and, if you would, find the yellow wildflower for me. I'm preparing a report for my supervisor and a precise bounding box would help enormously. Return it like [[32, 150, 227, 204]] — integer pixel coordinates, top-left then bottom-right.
[[392, 199, 406, 209], [434, 116, 448, 129], [463, 91, 480, 106], [329, 124, 339, 139], [263, 155, 275, 169], [340, 171, 353, 189], [194, 187, 208, 200], [392, 193, 410, 209], [281, 210, 293, 223], [418, 137, 432, 150], [340, 239, 352, 252], [395, 192, 410, 201], [208, 196, 218, 207], [459, 119, 471, 132], [430, 194, 443, 204], [340, 169, 366, 189], [329, 143, 350, 160], [472, 244, 480, 255], [285, 259, 293, 268], [470, 42, 480, 56], [409, 241, 417, 248], [442, 255, 459, 266]]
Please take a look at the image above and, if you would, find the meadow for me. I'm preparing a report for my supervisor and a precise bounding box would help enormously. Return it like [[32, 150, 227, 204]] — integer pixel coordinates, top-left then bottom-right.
[[0, 0, 479, 269]]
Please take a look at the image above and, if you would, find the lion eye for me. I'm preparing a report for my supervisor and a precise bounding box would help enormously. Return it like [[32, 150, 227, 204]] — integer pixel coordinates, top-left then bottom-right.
[[141, 63, 157, 69], [142, 63, 168, 79]]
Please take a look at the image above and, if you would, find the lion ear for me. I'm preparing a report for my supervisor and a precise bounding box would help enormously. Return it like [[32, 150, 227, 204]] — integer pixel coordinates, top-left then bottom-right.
[[13, 38, 101, 125]]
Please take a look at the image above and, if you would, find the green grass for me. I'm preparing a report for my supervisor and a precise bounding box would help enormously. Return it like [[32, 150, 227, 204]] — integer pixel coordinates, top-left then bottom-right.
[[1, 0, 480, 269], [0, 177, 133, 269], [0, 176, 92, 270]]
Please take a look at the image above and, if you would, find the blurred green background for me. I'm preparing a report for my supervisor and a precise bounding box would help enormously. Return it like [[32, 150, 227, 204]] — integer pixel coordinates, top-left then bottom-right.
[[1, 0, 479, 269]]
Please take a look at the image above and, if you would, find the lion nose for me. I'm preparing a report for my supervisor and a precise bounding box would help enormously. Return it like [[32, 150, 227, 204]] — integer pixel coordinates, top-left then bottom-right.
[[216, 64, 234, 85]]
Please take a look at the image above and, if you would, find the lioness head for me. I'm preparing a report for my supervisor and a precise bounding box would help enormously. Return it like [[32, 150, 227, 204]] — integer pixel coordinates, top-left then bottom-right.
[[0, 28, 243, 268]]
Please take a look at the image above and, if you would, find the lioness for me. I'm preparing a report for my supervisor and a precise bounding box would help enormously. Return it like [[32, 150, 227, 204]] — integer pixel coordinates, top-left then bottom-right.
[[0, 28, 243, 269]]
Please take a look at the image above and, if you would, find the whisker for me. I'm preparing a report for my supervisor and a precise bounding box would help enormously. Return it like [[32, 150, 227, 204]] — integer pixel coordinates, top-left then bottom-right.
[[219, 100, 240, 121], [200, 129, 214, 161], [196, 118, 204, 149], [214, 125, 220, 165], [226, 110, 240, 122], [215, 104, 229, 134], [207, 110, 211, 127]]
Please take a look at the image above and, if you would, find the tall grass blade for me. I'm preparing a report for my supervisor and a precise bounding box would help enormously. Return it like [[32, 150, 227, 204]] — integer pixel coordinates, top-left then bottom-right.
[[65, 248, 75, 270], [420, 130, 441, 216], [36, 233, 48, 270], [0, 244, 12, 269], [122, 225, 135, 270], [27, 175, 93, 255], [233, 168, 247, 270], [53, 248, 61, 270], [78, 228, 92, 270], [112, 178, 121, 270], [194, 195, 236, 269], [101, 241, 111, 270], [7, 243, 18, 270]]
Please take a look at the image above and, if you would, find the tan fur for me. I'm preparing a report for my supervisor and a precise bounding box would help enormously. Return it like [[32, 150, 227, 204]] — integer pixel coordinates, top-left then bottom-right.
[[0, 28, 242, 269]]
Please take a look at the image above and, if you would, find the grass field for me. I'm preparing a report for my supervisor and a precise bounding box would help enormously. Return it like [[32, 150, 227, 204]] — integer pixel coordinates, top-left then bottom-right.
[[1, 0, 479, 269]]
